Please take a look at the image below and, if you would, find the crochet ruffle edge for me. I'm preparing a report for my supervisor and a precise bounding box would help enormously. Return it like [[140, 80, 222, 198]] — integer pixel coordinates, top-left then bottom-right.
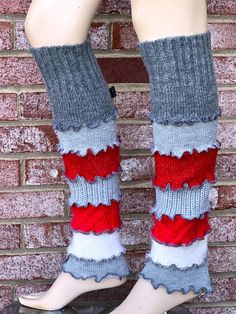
[[150, 227, 212, 248], [63, 251, 127, 264], [151, 140, 221, 159], [150, 201, 213, 221], [69, 224, 124, 236], [67, 193, 123, 208], [52, 107, 118, 132]]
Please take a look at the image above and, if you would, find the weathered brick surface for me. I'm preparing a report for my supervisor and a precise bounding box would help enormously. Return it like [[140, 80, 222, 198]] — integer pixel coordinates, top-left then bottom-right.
[[0, 0, 235, 311]]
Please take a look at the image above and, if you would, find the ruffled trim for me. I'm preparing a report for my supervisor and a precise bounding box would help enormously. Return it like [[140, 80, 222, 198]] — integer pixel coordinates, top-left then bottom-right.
[[139, 273, 213, 295], [148, 106, 222, 126], [67, 193, 123, 208], [145, 256, 208, 271], [151, 139, 221, 159], [150, 227, 212, 248], [64, 251, 127, 264], [57, 141, 120, 157], [52, 108, 118, 132], [152, 178, 216, 192], [69, 224, 123, 236], [150, 201, 213, 221]]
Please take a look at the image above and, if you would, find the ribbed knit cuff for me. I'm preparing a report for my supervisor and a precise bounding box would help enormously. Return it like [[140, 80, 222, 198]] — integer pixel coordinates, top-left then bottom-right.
[[138, 30, 220, 125], [30, 38, 117, 131]]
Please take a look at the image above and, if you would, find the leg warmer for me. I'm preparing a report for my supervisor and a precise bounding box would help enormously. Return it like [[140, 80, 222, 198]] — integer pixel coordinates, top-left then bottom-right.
[[138, 30, 220, 294], [30, 38, 131, 282]]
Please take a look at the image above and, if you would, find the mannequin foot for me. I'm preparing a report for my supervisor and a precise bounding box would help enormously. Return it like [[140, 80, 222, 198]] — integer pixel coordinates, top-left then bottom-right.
[[110, 277, 199, 314], [19, 271, 127, 311]]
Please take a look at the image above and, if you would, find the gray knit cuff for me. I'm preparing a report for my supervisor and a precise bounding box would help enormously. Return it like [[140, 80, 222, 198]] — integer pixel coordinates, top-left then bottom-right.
[[30, 38, 117, 131], [138, 30, 221, 125]]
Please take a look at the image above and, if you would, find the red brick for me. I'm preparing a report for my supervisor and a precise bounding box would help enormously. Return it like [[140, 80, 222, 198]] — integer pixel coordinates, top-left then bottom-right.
[[0, 286, 12, 312], [0, 160, 20, 187], [0, 0, 31, 14], [112, 22, 137, 50], [217, 186, 236, 209], [118, 125, 152, 150], [0, 22, 13, 50], [115, 91, 150, 119], [0, 191, 65, 219], [209, 217, 236, 242], [0, 225, 20, 249], [209, 23, 236, 50], [15, 21, 109, 51], [25, 158, 65, 186], [0, 126, 57, 153], [98, 0, 131, 15], [207, 0, 236, 15], [23, 222, 69, 248], [121, 218, 152, 246], [209, 247, 236, 272], [15, 21, 29, 51], [121, 156, 153, 182], [0, 253, 64, 280], [0, 57, 42, 86], [19, 92, 51, 120], [216, 154, 236, 179], [219, 90, 236, 117], [121, 188, 154, 214], [214, 56, 236, 85], [0, 93, 17, 121], [217, 122, 236, 149]]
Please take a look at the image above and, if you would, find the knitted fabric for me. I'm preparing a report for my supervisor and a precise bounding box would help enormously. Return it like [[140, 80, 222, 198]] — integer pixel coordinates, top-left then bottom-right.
[[30, 38, 117, 131], [70, 200, 122, 234], [67, 173, 121, 207], [152, 119, 220, 158], [56, 120, 119, 156], [138, 31, 220, 125], [61, 253, 131, 282], [152, 180, 212, 220], [151, 213, 211, 247], [153, 148, 218, 190], [148, 236, 208, 268], [67, 231, 126, 261], [139, 257, 212, 294], [63, 145, 120, 182]]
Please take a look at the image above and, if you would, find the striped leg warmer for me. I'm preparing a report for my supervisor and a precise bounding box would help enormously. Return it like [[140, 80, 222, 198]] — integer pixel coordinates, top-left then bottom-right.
[[30, 38, 131, 282], [138, 31, 221, 294]]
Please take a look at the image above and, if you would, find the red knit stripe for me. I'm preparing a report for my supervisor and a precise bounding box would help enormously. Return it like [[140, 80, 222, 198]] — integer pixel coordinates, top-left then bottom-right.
[[153, 148, 218, 190], [151, 213, 211, 246], [63, 145, 120, 182], [70, 200, 122, 234]]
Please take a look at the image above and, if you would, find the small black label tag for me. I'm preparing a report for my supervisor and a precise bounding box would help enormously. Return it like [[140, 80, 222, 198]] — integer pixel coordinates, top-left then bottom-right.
[[109, 86, 116, 98]]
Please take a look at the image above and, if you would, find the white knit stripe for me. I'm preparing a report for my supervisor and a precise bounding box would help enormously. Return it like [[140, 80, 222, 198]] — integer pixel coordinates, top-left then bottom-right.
[[152, 119, 219, 158], [67, 230, 125, 261], [56, 120, 119, 156], [148, 235, 208, 268]]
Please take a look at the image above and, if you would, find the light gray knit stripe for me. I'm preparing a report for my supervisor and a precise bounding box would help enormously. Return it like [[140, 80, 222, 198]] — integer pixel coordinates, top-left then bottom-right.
[[152, 119, 220, 158], [138, 31, 220, 125], [30, 38, 117, 131], [61, 253, 131, 282], [56, 120, 119, 156], [139, 257, 213, 294], [151, 181, 212, 220], [67, 173, 121, 207]]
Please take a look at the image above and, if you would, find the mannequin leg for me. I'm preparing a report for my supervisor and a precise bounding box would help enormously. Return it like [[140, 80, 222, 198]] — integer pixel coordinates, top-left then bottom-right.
[[18, 0, 130, 310], [111, 1, 220, 313]]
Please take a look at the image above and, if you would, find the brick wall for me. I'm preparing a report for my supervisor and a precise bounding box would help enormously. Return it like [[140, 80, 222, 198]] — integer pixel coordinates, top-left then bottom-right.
[[0, 0, 235, 312]]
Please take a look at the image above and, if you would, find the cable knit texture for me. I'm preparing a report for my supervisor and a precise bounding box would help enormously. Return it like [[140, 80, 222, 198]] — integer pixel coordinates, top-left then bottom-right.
[[30, 38, 117, 131], [152, 181, 212, 220], [63, 145, 120, 182], [138, 31, 220, 125], [56, 120, 119, 156], [67, 173, 121, 207]]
